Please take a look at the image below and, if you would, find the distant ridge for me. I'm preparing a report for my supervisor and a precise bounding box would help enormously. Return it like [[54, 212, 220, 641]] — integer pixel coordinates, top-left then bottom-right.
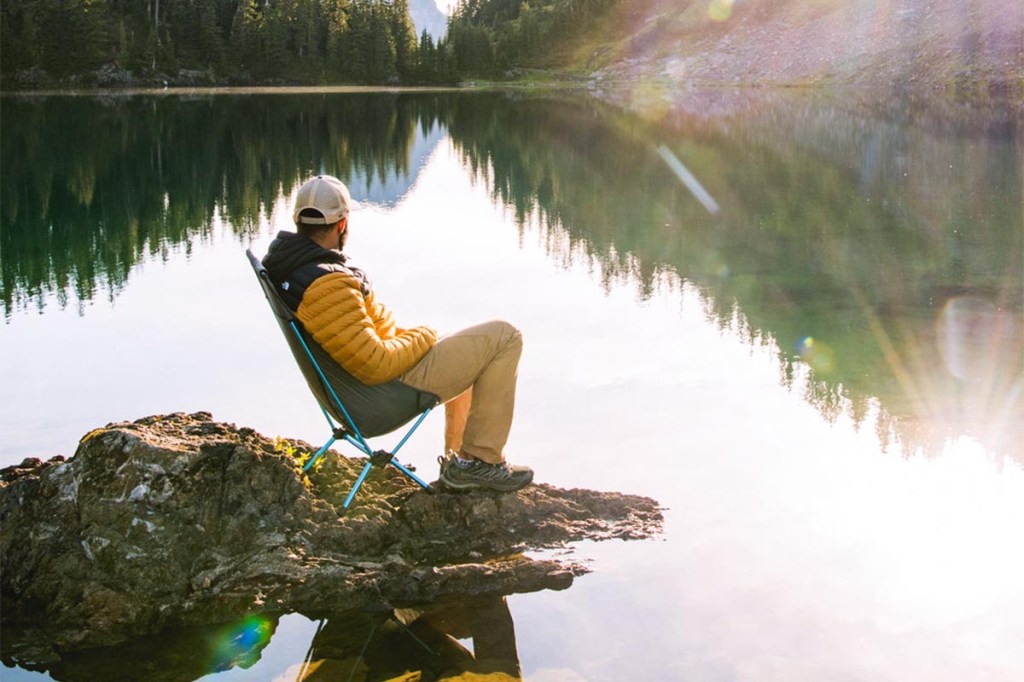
[[584, 0, 1023, 92], [411, 0, 449, 39], [348, 122, 447, 207]]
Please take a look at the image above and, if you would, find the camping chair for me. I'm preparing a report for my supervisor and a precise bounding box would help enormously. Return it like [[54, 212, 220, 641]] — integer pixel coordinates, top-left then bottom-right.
[[245, 249, 438, 512]]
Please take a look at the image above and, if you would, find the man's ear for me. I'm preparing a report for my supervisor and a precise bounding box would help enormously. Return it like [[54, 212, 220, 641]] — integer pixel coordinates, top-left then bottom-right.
[[338, 216, 349, 232]]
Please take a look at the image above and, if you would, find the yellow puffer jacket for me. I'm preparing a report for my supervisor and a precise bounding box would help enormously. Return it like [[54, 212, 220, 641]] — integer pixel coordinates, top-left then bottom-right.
[[297, 271, 437, 385]]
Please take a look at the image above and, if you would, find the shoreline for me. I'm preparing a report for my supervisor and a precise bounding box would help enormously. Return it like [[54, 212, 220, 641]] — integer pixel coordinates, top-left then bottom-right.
[[2, 72, 1019, 107]]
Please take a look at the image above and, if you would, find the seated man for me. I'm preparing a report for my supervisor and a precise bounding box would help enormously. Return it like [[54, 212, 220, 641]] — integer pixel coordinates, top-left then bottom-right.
[[262, 175, 533, 492]]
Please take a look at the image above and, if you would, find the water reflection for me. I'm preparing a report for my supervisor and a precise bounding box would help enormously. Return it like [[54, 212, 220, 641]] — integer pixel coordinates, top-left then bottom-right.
[[1, 90, 1020, 460], [1, 93, 450, 317], [296, 597, 520, 681], [2, 615, 279, 681], [1, 597, 520, 682], [2, 89, 1022, 682], [445, 92, 1022, 459]]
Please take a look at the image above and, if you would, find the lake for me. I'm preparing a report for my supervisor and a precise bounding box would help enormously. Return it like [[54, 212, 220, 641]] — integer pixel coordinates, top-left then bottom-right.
[[1, 89, 1022, 680]]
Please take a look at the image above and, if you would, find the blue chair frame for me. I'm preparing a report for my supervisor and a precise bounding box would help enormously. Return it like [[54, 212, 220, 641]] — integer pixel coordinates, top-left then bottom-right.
[[246, 249, 437, 512]]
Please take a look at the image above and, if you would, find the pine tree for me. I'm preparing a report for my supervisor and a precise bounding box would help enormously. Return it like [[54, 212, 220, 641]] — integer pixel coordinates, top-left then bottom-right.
[[198, 1, 224, 71], [0, 0, 34, 72], [142, 26, 160, 73], [418, 29, 435, 81], [389, 0, 419, 80], [158, 29, 178, 75], [39, 0, 109, 76], [262, 1, 290, 76], [325, 0, 351, 79], [341, 0, 370, 80], [118, 18, 130, 63], [365, 1, 396, 82], [230, 0, 263, 75]]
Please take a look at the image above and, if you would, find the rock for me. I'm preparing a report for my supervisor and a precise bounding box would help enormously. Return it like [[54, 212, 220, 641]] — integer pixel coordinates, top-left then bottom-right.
[[175, 69, 216, 86], [1, 412, 662, 659], [95, 63, 135, 88], [7, 66, 53, 90]]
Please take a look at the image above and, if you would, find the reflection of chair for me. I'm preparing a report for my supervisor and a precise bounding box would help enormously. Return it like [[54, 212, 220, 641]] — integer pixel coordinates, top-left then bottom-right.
[[245, 249, 438, 511], [299, 597, 522, 680]]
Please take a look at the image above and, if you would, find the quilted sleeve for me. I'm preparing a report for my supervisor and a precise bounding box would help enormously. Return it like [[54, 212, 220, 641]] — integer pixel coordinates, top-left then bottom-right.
[[297, 272, 437, 385]]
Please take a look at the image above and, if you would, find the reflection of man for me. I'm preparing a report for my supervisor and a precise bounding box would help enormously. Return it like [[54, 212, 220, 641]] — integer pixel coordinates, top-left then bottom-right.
[[262, 175, 533, 491], [301, 596, 521, 681]]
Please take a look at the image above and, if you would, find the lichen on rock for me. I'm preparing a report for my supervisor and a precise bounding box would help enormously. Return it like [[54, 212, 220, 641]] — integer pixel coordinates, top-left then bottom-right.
[[1, 412, 662, 661]]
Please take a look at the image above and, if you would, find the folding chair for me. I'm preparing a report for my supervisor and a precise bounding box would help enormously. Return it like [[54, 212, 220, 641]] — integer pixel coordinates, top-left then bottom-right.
[[245, 249, 439, 512]]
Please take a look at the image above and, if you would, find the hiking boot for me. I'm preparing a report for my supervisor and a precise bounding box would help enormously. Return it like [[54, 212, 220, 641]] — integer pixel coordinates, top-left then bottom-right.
[[438, 453, 534, 492]]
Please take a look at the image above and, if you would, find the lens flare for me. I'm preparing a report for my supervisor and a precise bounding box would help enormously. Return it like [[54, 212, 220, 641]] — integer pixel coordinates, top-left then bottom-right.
[[207, 614, 275, 673], [936, 295, 1005, 383], [709, 0, 734, 22], [797, 336, 835, 375], [657, 145, 719, 214]]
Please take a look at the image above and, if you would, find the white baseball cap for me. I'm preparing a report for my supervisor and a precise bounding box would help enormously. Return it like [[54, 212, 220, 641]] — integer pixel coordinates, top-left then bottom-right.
[[292, 175, 353, 226]]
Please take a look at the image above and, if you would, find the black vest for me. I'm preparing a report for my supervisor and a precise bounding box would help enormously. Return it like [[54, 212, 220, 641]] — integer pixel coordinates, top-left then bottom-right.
[[261, 231, 371, 312]]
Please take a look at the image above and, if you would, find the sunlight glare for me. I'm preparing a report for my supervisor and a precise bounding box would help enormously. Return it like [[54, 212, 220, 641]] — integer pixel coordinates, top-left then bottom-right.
[[867, 437, 1024, 621], [708, 0, 734, 22], [937, 295, 1010, 383]]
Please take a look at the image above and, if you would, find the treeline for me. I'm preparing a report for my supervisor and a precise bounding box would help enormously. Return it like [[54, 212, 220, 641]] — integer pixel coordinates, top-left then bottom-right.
[[1, 93, 455, 315], [0, 0, 627, 85], [448, 0, 620, 76], [0, 0, 457, 84]]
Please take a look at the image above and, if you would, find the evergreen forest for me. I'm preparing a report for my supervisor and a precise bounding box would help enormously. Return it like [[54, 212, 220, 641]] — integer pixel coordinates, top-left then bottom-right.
[[0, 0, 457, 85], [447, 0, 619, 76], [0, 0, 620, 85]]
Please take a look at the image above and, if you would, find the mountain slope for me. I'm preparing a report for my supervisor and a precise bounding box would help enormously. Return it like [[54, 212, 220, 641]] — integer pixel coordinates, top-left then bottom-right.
[[581, 0, 1022, 92], [410, 0, 449, 39]]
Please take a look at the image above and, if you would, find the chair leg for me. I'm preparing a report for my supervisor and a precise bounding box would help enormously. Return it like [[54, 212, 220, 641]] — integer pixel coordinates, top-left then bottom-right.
[[342, 459, 375, 510], [303, 436, 337, 472], [388, 459, 431, 490], [317, 408, 437, 512], [340, 456, 431, 512]]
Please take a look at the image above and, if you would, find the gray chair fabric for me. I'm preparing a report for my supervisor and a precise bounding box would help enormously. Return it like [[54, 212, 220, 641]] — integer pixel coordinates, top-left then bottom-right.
[[247, 249, 438, 438]]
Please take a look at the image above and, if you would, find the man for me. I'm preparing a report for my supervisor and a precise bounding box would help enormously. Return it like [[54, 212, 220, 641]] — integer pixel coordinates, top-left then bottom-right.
[[262, 175, 533, 492]]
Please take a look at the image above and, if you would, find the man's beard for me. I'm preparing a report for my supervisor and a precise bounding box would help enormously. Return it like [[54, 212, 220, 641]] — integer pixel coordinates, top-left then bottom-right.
[[337, 228, 348, 252]]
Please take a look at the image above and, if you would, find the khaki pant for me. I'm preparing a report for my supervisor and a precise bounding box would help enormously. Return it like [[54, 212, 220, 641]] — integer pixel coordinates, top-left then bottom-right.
[[399, 320, 521, 464]]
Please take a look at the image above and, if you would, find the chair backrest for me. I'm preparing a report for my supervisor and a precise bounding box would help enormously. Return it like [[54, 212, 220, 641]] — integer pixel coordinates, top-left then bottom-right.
[[246, 249, 437, 438]]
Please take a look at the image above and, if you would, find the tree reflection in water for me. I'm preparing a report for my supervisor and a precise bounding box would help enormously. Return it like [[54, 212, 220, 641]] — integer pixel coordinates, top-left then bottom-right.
[[444, 91, 1022, 461], [1, 597, 520, 682], [2, 90, 1020, 460]]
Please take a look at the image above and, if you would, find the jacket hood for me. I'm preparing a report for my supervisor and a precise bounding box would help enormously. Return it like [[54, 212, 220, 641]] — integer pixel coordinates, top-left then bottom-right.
[[261, 230, 372, 308], [262, 231, 346, 282]]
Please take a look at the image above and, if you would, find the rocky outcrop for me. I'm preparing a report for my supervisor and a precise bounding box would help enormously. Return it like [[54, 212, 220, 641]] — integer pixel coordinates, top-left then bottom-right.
[[0, 412, 661, 661], [587, 0, 1022, 100]]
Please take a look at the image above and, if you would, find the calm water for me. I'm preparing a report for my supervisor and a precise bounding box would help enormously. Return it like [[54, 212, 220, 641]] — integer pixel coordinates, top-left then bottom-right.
[[1, 90, 1022, 680]]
